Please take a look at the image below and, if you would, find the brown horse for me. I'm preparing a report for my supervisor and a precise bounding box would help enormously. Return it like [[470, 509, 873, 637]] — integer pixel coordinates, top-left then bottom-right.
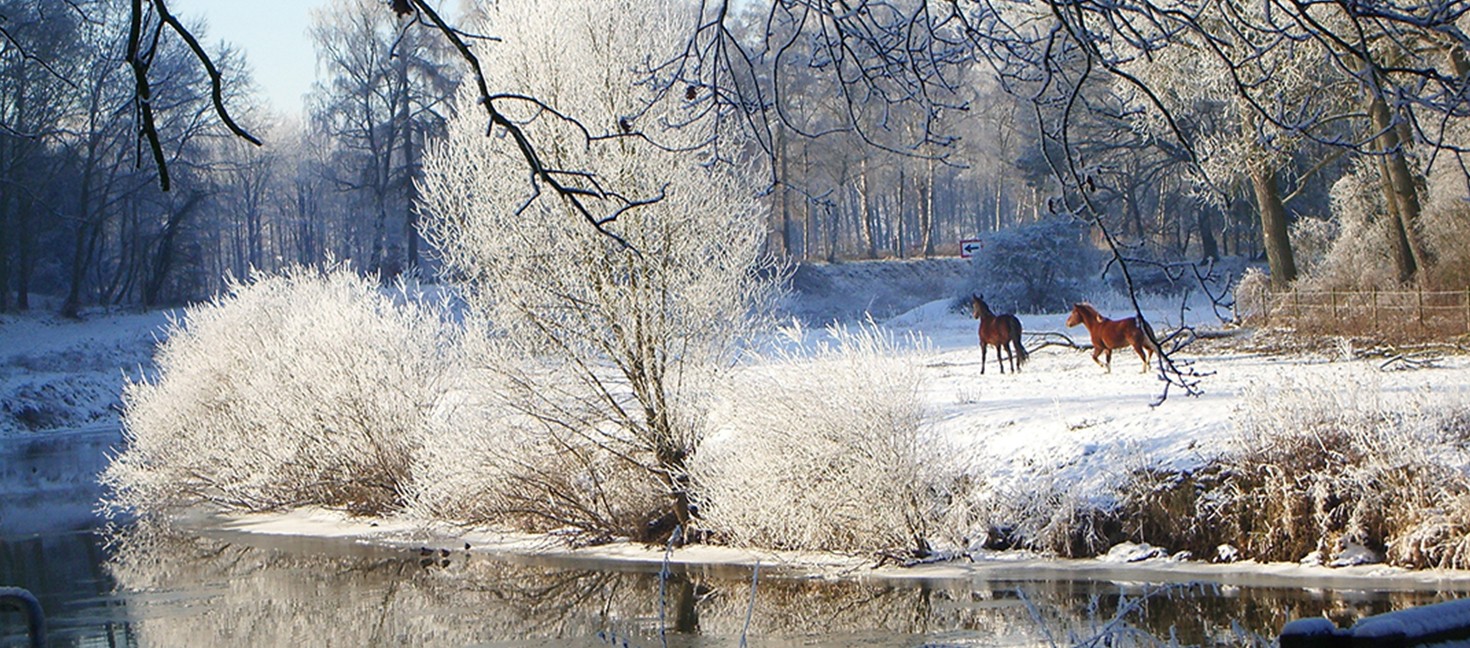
[[971, 294, 1028, 374], [1065, 303, 1159, 373]]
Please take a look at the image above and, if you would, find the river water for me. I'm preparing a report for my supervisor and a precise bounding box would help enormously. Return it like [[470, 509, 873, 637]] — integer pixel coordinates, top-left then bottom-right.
[[2, 430, 1466, 647]]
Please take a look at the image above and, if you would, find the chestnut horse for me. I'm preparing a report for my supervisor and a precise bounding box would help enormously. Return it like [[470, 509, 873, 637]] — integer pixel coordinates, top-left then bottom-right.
[[1065, 303, 1159, 373], [971, 294, 1028, 374]]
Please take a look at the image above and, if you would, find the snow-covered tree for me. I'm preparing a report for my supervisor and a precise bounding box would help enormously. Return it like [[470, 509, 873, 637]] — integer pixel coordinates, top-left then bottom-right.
[[970, 217, 1102, 313], [417, 0, 777, 540], [309, 0, 457, 277]]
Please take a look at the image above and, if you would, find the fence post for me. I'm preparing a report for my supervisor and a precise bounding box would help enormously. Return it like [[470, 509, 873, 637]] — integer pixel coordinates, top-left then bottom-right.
[[1373, 289, 1379, 333], [1419, 285, 1426, 334], [1260, 282, 1270, 326], [1331, 290, 1338, 321], [1464, 287, 1469, 334]]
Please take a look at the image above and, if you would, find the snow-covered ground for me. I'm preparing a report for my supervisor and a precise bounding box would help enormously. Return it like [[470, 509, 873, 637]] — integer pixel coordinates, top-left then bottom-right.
[[7, 266, 1470, 582], [0, 308, 169, 436], [884, 296, 1470, 515]]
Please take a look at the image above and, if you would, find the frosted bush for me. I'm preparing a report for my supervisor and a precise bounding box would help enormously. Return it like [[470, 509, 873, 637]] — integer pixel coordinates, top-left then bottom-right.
[[1287, 216, 1336, 277], [406, 331, 669, 541], [1419, 182, 1470, 289], [968, 217, 1102, 313], [103, 267, 457, 517], [1231, 266, 1271, 322], [1297, 160, 1400, 291], [689, 325, 968, 557]]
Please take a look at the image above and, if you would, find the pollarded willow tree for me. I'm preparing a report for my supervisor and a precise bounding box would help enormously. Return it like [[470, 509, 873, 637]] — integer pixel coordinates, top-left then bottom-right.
[[417, 0, 778, 540]]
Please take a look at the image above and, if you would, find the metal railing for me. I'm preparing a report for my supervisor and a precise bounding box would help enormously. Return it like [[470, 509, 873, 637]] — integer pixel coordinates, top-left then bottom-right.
[[0, 587, 45, 648]]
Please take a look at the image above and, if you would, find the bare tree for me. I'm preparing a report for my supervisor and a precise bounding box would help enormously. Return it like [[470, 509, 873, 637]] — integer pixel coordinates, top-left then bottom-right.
[[0, 0, 87, 310], [309, 0, 456, 277]]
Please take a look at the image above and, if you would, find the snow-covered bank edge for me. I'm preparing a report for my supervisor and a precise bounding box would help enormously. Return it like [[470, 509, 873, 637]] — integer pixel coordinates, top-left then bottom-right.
[[206, 507, 1470, 592]]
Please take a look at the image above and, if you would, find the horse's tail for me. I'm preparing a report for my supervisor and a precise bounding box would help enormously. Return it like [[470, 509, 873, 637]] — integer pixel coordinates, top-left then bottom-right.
[[1011, 317, 1029, 367]]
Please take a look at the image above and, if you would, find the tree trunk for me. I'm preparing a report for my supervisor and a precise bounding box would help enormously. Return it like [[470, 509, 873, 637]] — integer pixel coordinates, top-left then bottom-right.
[[921, 156, 936, 258], [0, 182, 10, 313], [895, 166, 907, 259], [777, 126, 792, 257], [860, 158, 877, 258], [1124, 184, 1145, 241], [398, 52, 421, 275], [144, 192, 205, 307], [1368, 92, 1426, 283], [1375, 154, 1416, 284], [1198, 207, 1220, 261], [1249, 162, 1297, 289], [802, 144, 813, 260]]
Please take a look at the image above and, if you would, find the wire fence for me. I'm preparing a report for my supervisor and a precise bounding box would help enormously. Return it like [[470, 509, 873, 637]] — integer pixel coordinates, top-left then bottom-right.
[[1242, 286, 1470, 340]]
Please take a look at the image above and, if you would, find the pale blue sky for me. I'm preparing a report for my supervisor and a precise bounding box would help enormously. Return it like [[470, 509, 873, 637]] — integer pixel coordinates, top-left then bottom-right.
[[168, 0, 327, 115]]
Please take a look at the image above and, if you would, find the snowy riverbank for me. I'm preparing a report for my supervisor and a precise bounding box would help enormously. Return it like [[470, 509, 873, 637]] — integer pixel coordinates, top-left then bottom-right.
[[9, 276, 1470, 575]]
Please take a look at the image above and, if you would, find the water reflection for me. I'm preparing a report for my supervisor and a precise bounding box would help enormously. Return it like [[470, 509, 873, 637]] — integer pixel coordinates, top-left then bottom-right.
[[1, 428, 1465, 646], [5, 523, 1432, 647]]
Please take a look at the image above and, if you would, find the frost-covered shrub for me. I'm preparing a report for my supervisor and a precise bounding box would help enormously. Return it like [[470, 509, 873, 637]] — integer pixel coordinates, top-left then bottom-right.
[[1119, 377, 1470, 568], [689, 325, 968, 557], [1287, 215, 1336, 277], [1420, 190, 1470, 290], [969, 217, 1103, 313], [1232, 266, 1271, 322], [406, 332, 670, 542], [1297, 160, 1401, 291], [103, 267, 457, 517]]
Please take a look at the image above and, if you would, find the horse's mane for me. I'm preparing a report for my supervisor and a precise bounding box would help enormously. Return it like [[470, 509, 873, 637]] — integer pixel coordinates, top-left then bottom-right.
[[1073, 302, 1100, 318]]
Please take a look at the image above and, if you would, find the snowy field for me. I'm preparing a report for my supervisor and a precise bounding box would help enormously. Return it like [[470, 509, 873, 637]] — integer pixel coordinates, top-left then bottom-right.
[[884, 296, 1470, 514], [0, 308, 168, 436]]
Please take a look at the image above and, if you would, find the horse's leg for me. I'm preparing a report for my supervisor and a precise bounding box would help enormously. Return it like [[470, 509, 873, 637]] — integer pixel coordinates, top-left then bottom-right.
[[995, 343, 1006, 374], [1135, 342, 1150, 373], [1103, 348, 1114, 373], [1090, 345, 1107, 370], [980, 339, 987, 374]]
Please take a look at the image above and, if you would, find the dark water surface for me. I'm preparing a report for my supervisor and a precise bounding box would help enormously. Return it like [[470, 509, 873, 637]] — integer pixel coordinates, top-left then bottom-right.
[[3, 430, 1467, 647]]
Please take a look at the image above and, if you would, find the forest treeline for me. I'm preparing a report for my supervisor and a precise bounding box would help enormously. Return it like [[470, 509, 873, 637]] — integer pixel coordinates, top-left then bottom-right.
[[2, 0, 1467, 316]]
